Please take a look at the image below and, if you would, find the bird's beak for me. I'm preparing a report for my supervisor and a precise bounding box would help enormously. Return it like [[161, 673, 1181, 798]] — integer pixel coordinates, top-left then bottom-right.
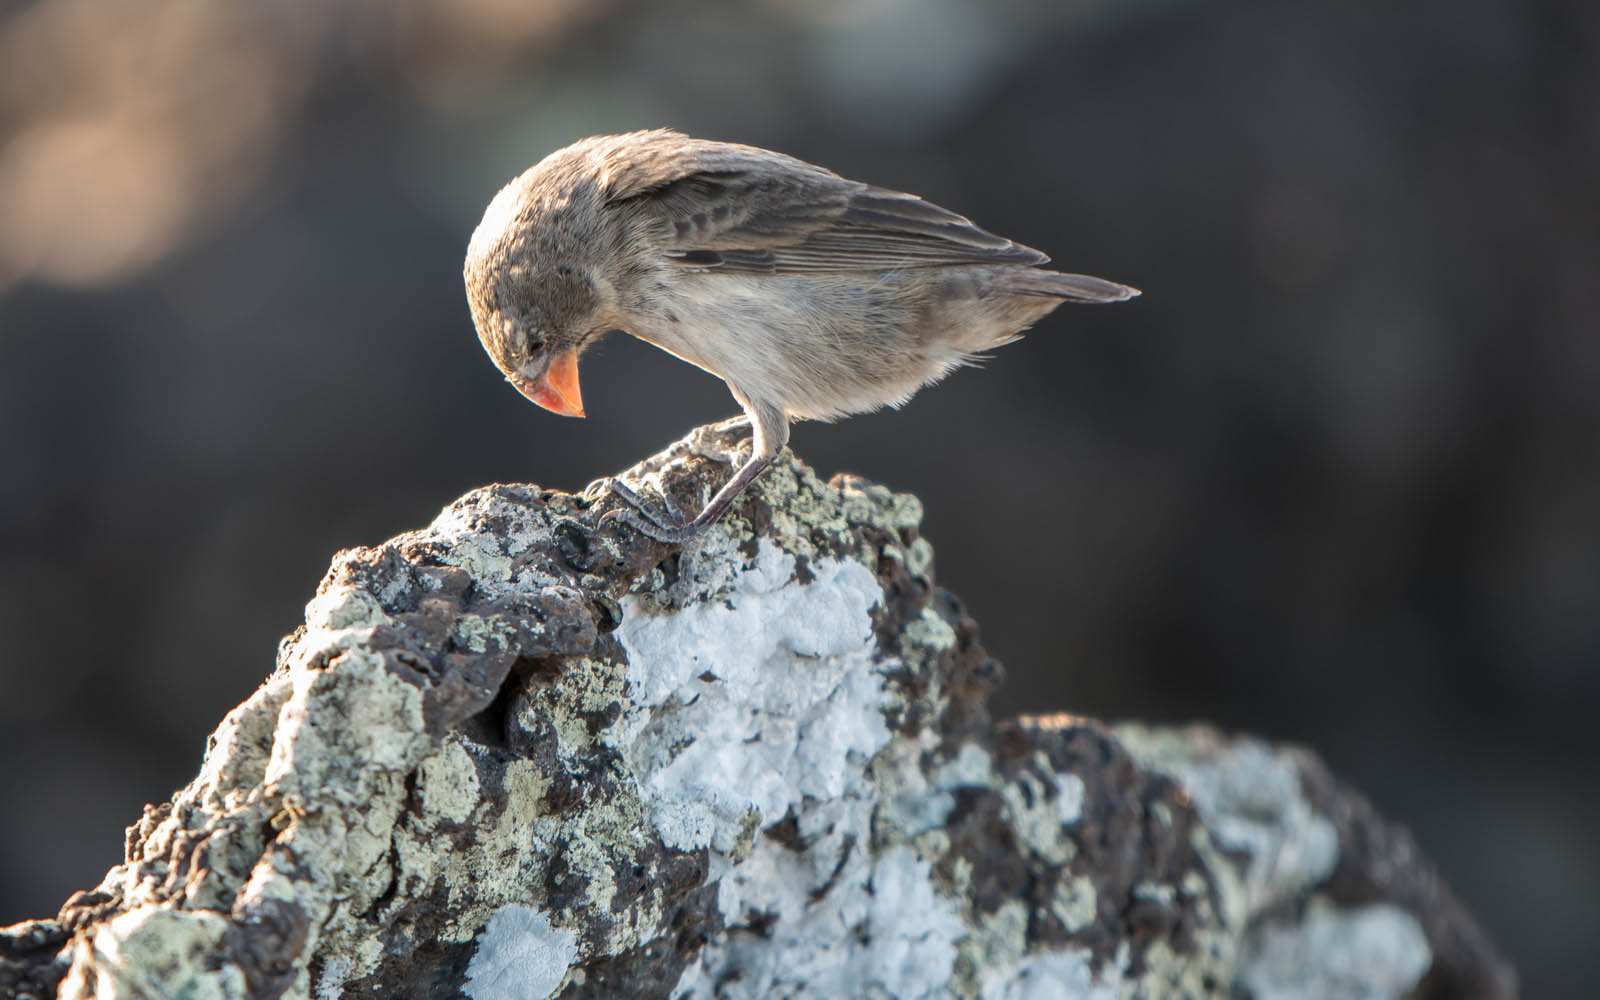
[[515, 350, 585, 418]]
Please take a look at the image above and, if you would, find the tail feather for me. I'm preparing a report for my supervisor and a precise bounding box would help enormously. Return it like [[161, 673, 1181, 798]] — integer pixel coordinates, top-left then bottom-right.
[[1009, 269, 1140, 302]]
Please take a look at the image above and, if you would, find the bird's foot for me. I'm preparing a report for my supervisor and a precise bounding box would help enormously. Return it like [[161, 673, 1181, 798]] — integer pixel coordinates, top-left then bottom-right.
[[598, 477, 701, 545]]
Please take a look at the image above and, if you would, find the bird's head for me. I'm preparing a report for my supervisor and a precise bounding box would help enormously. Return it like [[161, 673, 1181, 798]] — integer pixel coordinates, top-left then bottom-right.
[[465, 273, 594, 418], [463, 172, 612, 418]]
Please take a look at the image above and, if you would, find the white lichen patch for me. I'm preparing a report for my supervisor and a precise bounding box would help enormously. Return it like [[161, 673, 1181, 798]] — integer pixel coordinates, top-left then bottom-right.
[[1053, 772, 1085, 825], [1115, 725, 1339, 913], [1236, 897, 1432, 1000], [977, 949, 1118, 1000], [315, 955, 351, 1000], [677, 846, 967, 1000], [606, 528, 976, 999], [656, 522, 766, 604], [876, 733, 960, 842], [613, 541, 891, 854], [1002, 768, 1086, 867], [936, 740, 999, 791], [463, 904, 578, 1000]]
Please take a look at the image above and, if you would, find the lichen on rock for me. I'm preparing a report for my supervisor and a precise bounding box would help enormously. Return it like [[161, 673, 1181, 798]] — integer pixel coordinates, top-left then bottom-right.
[[0, 419, 1516, 1000]]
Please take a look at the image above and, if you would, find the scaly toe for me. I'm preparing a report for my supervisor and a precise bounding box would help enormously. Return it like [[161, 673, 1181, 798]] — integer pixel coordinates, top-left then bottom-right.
[[600, 508, 696, 545], [598, 477, 696, 543]]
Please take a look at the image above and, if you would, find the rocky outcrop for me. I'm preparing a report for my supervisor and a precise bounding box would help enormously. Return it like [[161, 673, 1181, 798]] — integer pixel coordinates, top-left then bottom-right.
[[0, 420, 1515, 999]]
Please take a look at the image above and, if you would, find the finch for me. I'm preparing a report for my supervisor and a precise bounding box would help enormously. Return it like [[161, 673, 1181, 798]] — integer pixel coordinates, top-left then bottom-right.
[[464, 129, 1138, 542]]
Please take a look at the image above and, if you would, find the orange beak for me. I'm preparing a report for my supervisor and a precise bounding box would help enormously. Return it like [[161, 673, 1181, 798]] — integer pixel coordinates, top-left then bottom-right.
[[516, 349, 585, 418]]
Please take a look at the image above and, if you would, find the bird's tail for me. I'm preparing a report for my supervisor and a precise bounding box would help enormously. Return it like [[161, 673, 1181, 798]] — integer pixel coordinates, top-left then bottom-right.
[[1008, 269, 1140, 302]]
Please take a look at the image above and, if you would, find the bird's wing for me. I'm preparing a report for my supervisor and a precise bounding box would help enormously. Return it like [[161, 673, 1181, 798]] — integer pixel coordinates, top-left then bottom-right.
[[598, 132, 1047, 274]]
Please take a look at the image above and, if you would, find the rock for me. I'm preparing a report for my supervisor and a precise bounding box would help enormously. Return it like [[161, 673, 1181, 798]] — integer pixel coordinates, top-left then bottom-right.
[[0, 419, 1516, 999]]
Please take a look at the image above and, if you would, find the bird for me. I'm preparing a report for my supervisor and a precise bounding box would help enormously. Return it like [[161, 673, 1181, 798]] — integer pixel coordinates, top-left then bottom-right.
[[463, 129, 1138, 543]]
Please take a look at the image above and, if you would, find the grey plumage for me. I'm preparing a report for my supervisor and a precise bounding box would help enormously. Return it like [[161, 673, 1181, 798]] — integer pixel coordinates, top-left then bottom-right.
[[464, 129, 1138, 542]]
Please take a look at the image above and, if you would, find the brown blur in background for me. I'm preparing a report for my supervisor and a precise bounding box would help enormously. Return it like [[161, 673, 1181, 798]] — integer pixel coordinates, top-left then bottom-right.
[[2, 0, 1596, 993]]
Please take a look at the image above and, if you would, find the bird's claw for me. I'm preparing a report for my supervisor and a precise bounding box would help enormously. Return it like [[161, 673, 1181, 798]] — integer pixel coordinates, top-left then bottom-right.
[[598, 477, 699, 544]]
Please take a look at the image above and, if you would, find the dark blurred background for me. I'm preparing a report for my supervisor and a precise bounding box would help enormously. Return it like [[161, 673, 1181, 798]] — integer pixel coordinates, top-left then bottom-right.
[[1, 0, 1595, 993]]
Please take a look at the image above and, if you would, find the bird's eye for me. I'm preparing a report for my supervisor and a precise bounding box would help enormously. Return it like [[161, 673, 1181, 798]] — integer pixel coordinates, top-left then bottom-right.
[[523, 334, 545, 357]]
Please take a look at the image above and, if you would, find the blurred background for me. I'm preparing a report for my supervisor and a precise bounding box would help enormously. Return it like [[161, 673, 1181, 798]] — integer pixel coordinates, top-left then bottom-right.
[[1, 0, 1595, 993]]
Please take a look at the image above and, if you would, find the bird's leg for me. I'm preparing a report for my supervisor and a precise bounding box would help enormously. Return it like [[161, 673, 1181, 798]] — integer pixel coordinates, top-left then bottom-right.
[[602, 400, 788, 545]]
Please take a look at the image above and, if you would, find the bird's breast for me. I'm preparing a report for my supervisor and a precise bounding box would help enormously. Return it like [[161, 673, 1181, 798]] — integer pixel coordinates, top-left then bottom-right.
[[622, 271, 973, 422]]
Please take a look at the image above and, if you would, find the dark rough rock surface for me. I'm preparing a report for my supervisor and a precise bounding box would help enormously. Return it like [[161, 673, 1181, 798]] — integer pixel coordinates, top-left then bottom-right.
[[0, 420, 1516, 999]]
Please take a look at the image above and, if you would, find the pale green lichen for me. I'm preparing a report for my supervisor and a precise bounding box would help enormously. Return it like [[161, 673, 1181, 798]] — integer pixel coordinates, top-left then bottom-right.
[[523, 653, 628, 755], [451, 614, 498, 653], [305, 585, 392, 632], [429, 512, 515, 582], [1189, 821, 1249, 934], [948, 855, 976, 897], [951, 898, 1031, 998], [748, 456, 855, 559], [1053, 875, 1098, 934], [433, 759, 555, 945], [837, 481, 923, 537], [1132, 938, 1212, 998], [913, 828, 952, 865], [192, 673, 294, 811], [415, 738, 481, 825], [344, 772, 411, 914], [905, 536, 935, 578], [62, 908, 246, 1000], [903, 605, 958, 655], [264, 648, 427, 799]]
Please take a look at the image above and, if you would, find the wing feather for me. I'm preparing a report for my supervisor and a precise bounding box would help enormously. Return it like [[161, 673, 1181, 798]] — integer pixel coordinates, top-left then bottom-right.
[[596, 131, 1046, 274]]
